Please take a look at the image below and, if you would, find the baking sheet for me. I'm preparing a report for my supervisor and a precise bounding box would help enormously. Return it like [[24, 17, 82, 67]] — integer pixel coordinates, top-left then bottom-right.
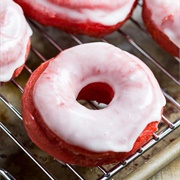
[[0, 4, 180, 180]]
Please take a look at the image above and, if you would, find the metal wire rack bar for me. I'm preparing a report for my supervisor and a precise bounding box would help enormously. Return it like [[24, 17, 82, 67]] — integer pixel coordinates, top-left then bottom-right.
[[65, 164, 84, 180], [0, 2, 179, 180], [0, 169, 16, 180], [11, 79, 24, 93], [29, 20, 63, 52], [24, 65, 33, 74], [162, 90, 180, 109], [31, 46, 47, 62], [0, 94, 22, 120], [118, 29, 180, 85]]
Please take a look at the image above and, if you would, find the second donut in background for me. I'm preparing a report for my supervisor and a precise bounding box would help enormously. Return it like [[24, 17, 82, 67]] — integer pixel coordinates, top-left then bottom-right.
[[14, 0, 138, 37]]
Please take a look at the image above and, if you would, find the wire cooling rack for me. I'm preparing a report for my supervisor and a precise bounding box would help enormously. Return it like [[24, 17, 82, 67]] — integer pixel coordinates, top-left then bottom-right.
[[0, 2, 180, 180]]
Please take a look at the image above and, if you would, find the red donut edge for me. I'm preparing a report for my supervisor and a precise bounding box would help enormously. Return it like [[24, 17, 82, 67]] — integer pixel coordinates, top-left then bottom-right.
[[22, 58, 160, 167], [14, 0, 138, 37], [142, 1, 179, 58]]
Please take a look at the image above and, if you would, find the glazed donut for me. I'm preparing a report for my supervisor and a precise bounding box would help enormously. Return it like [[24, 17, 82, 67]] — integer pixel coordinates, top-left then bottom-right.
[[22, 42, 165, 166], [0, 0, 32, 83], [14, 0, 138, 37], [142, 0, 180, 57]]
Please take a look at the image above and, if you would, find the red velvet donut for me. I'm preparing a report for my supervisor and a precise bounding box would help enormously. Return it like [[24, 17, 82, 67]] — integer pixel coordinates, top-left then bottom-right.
[[14, 0, 138, 37], [142, 0, 180, 57], [22, 43, 165, 166], [0, 0, 32, 83]]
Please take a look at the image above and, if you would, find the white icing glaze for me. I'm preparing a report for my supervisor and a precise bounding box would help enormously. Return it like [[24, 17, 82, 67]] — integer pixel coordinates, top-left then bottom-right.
[[33, 42, 166, 152], [0, 0, 32, 82], [145, 0, 180, 48], [20, 0, 136, 26]]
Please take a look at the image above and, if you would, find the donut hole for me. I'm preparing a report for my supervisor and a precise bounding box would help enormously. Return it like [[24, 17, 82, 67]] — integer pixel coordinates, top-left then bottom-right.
[[77, 82, 114, 110]]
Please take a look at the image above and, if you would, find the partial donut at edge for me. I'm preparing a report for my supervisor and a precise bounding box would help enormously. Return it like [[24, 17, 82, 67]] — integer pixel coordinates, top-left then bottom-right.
[[1, 39, 31, 85], [142, 1, 179, 57]]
